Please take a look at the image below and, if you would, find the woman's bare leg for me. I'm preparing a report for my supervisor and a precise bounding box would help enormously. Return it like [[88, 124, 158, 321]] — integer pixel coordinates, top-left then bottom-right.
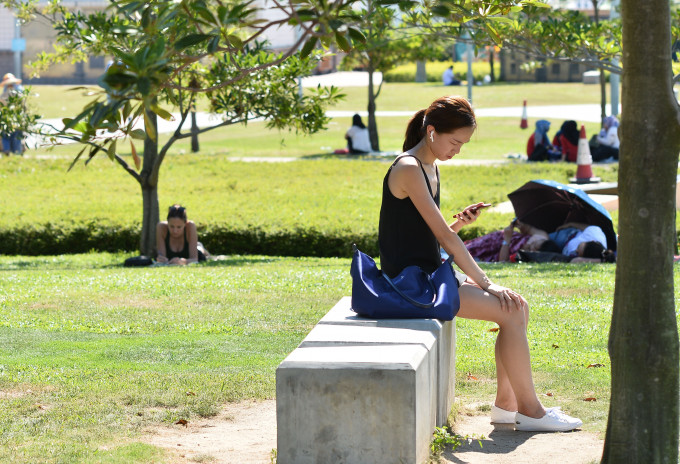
[[494, 300, 530, 411], [457, 283, 544, 418]]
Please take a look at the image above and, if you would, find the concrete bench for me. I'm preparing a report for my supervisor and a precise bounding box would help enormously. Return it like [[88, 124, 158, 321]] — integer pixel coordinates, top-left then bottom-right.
[[276, 296, 456, 464]]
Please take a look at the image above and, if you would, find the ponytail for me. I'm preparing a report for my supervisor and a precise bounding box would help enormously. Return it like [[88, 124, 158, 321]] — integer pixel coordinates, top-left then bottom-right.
[[403, 109, 426, 151], [402, 96, 476, 152]]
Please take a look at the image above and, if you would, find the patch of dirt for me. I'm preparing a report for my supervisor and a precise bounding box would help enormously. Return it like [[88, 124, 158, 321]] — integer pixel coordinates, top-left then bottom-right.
[[441, 414, 603, 464], [142, 399, 277, 464], [141, 400, 603, 464]]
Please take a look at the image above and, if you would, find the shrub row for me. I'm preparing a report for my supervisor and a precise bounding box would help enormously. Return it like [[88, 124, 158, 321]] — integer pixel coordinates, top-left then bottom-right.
[[0, 222, 492, 258], [383, 62, 498, 84]]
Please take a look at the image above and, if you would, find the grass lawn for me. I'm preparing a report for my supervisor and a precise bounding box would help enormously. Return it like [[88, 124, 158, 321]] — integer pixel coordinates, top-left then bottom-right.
[[2, 78, 676, 463], [4, 252, 674, 463], [28, 81, 607, 161]]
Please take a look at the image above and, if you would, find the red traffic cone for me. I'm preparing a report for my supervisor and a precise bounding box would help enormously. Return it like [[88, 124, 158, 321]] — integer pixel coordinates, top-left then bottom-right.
[[570, 125, 601, 184], [520, 100, 528, 129]]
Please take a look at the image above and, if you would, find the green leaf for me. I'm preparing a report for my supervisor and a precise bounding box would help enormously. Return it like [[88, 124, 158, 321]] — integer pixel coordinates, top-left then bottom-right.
[[130, 129, 146, 140], [137, 77, 151, 97], [347, 27, 366, 44], [431, 5, 451, 17], [150, 102, 175, 121], [144, 111, 157, 142], [107, 139, 117, 161], [207, 36, 220, 53], [174, 33, 214, 51], [300, 36, 318, 58], [226, 34, 244, 49], [67, 145, 88, 172], [335, 31, 351, 53]]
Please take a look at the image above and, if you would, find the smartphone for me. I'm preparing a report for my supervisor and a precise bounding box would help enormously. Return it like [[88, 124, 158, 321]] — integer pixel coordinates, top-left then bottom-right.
[[469, 203, 492, 213]]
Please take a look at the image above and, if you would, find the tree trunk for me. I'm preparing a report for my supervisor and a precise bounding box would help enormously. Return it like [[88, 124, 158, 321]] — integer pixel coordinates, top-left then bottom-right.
[[489, 47, 495, 82], [139, 110, 161, 257], [599, 71, 607, 126], [191, 110, 199, 153], [415, 60, 427, 83], [367, 66, 379, 151], [602, 1, 680, 462]]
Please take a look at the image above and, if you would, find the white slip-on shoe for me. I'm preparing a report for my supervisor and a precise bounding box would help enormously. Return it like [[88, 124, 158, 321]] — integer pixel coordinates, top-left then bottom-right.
[[515, 408, 583, 432], [490, 405, 517, 424]]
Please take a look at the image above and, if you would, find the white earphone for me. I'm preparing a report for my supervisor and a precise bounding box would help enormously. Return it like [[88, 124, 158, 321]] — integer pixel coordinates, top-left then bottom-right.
[[429, 132, 434, 143]]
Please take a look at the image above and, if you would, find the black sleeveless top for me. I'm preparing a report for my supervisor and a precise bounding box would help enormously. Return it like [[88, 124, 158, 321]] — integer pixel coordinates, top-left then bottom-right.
[[165, 229, 190, 259], [379, 155, 440, 278]]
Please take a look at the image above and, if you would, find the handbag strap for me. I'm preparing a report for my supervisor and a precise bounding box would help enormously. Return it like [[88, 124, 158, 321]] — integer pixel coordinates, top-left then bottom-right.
[[382, 271, 437, 309]]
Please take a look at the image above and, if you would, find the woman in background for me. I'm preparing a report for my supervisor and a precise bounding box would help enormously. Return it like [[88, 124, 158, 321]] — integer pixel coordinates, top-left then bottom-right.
[[552, 120, 580, 162], [156, 204, 206, 265], [345, 113, 372, 154]]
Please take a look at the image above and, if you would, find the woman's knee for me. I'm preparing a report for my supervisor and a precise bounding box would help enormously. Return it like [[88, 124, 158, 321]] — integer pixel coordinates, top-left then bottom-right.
[[500, 305, 529, 332]]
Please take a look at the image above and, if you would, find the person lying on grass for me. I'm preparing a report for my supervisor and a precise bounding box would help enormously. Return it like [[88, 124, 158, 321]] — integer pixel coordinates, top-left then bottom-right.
[[379, 95, 582, 432], [156, 204, 208, 265], [465, 219, 616, 263]]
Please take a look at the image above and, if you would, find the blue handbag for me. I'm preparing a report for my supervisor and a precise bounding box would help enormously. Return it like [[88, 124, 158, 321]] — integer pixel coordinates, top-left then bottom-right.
[[350, 245, 460, 320]]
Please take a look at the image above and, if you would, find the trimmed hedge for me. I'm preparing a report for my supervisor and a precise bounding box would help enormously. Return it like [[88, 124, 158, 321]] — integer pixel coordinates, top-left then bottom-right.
[[0, 221, 493, 258], [384, 61, 499, 84]]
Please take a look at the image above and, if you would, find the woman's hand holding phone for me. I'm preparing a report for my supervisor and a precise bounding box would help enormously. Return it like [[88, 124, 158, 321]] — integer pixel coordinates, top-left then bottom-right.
[[455, 202, 492, 224]]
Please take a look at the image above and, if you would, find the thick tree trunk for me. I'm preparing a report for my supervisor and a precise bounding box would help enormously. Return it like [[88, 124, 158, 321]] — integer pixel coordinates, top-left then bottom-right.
[[415, 60, 427, 83], [139, 111, 161, 257], [602, 1, 680, 462], [367, 66, 379, 151]]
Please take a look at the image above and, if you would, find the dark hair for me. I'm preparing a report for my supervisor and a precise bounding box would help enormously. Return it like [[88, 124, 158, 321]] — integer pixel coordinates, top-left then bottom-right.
[[403, 96, 476, 151], [602, 249, 617, 263], [352, 113, 366, 129], [167, 204, 187, 221], [560, 120, 580, 146], [582, 241, 605, 259], [538, 239, 561, 253]]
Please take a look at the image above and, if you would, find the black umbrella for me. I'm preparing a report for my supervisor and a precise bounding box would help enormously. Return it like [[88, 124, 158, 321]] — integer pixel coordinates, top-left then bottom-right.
[[507, 179, 617, 251]]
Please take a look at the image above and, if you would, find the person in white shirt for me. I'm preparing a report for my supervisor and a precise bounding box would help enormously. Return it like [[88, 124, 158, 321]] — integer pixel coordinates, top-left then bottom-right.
[[441, 66, 460, 86], [592, 115, 620, 162], [345, 114, 372, 154], [547, 222, 615, 262]]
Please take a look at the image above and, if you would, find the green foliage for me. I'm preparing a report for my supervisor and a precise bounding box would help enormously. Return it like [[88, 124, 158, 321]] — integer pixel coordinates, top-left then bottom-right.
[[429, 426, 476, 458], [0, 87, 41, 136]]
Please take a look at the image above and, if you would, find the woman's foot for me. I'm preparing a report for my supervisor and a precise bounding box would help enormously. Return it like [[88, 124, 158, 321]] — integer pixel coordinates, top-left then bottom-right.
[[515, 408, 582, 432], [490, 405, 517, 424]]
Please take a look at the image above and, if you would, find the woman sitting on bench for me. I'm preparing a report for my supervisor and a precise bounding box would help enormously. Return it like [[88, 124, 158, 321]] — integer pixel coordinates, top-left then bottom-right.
[[378, 95, 582, 432]]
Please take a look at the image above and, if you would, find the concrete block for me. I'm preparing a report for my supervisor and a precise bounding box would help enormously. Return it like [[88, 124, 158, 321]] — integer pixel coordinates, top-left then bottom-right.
[[276, 344, 434, 464], [317, 297, 456, 426]]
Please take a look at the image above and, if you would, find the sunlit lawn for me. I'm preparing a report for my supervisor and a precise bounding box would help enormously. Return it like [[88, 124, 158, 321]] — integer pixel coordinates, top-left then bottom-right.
[[3, 253, 673, 463]]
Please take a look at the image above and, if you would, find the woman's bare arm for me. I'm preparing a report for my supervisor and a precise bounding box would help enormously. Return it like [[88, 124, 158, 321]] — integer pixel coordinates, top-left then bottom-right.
[[155, 222, 168, 262]]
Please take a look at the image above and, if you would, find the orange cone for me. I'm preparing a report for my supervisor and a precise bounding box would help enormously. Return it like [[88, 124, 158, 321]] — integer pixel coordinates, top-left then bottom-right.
[[569, 125, 601, 184], [520, 100, 528, 129]]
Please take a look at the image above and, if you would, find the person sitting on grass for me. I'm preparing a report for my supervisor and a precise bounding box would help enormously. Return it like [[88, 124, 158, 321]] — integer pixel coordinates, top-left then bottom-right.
[[551, 120, 580, 162], [156, 204, 207, 265], [344, 114, 372, 154], [526, 120, 561, 162]]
